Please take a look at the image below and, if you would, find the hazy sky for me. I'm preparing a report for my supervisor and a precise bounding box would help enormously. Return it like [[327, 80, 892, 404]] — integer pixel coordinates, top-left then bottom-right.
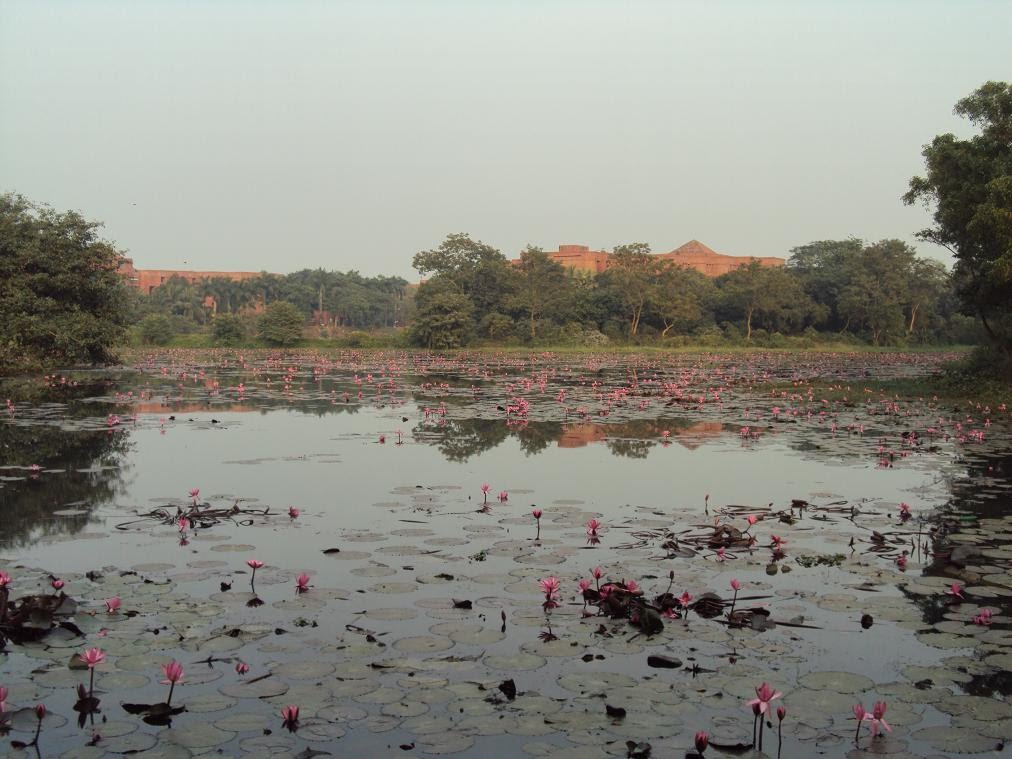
[[1, 1, 1007, 278]]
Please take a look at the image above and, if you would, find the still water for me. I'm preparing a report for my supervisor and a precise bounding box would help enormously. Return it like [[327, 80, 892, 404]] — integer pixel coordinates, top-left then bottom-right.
[[1, 351, 1009, 758]]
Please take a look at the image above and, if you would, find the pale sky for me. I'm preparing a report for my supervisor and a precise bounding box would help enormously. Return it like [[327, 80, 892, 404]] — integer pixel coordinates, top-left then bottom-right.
[[1, 1, 1007, 278]]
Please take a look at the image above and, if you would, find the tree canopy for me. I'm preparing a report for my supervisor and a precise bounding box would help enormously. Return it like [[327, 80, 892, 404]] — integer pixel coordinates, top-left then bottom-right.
[[0, 193, 130, 366], [904, 81, 1012, 351]]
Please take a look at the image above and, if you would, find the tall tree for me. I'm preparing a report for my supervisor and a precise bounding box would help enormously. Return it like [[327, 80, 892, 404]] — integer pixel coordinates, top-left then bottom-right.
[[0, 194, 130, 365], [904, 81, 1012, 351], [601, 243, 662, 337], [509, 246, 568, 339]]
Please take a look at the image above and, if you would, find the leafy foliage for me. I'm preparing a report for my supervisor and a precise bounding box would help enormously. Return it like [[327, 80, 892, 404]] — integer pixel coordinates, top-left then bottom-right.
[[137, 315, 175, 346], [211, 313, 247, 345], [0, 194, 129, 366], [904, 81, 1012, 351], [257, 301, 304, 346]]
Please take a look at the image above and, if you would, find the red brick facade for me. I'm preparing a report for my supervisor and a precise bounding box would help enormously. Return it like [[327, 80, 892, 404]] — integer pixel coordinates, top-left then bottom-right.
[[514, 240, 785, 276], [117, 258, 265, 294]]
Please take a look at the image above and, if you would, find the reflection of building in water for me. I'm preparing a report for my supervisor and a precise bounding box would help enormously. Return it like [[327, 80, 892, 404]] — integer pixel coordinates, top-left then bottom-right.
[[511, 240, 785, 277], [558, 421, 724, 449], [133, 402, 257, 414]]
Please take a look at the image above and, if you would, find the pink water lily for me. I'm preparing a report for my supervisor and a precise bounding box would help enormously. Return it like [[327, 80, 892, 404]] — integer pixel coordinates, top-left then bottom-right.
[[80, 648, 105, 700], [539, 576, 561, 608], [694, 730, 708, 753], [51, 579, 64, 591], [105, 597, 121, 614], [945, 582, 964, 600], [0, 571, 10, 587], [281, 704, 299, 729], [296, 573, 310, 592], [235, 661, 250, 675], [586, 518, 601, 536], [746, 682, 782, 715], [0, 685, 7, 712], [288, 506, 300, 518], [81, 648, 105, 668], [870, 700, 891, 737], [161, 660, 183, 705]]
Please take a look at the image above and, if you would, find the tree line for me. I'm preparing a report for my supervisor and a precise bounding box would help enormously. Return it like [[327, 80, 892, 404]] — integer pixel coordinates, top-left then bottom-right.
[[2, 81, 1008, 365], [407, 234, 968, 348]]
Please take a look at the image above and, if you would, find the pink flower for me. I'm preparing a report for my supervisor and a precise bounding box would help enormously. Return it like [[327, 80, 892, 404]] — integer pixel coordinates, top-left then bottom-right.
[[678, 591, 693, 608], [899, 502, 911, 517], [896, 553, 908, 570], [532, 508, 542, 519], [281, 704, 299, 725], [0, 571, 10, 586], [188, 488, 199, 499], [539, 576, 561, 600], [973, 609, 992, 626], [578, 579, 591, 592], [870, 701, 891, 736], [694, 731, 708, 752], [730, 578, 742, 591], [592, 567, 603, 579], [481, 483, 490, 494], [745, 682, 782, 715], [288, 506, 300, 519], [746, 515, 758, 526], [586, 518, 602, 536], [770, 535, 785, 547], [247, 559, 265, 570], [715, 547, 726, 561], [0, 685, 7, 711], [625, 579, 640, 594], [662, 607, 678, 619], [81, 648, 106, 669], [177, 517, 190, 532], [51, 579, 65, 591], [945, 583, 964, 600], [161, 661, 184, 684], [853, 703, 867, 722], [105, 597, 121, 614], [35, 703, 46, 720], [498, 491, 508, 502], [296, 573, 310, 591], [235, 661, 250, 675], [777, 705, 786, 721]]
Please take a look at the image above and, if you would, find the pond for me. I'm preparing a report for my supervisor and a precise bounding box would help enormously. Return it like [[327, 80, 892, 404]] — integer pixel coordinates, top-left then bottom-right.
[[1, 350, 1009, 758]]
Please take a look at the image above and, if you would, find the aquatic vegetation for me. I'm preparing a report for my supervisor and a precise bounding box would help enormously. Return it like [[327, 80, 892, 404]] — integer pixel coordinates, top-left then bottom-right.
[[0, 349, 1008, 756]]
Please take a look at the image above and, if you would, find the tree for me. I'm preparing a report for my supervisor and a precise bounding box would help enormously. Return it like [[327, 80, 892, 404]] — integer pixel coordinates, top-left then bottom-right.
[[0, 193, 130, 366], [137, 314, 174, 345], [508, 246, 568, 339], [212, 313, 246, 345], [718, 261, 814, 340], [412, 233, 515, 325], [257, 301, 304, 346], [409, 280, 474, 348], [600, 243, 662, 337], [654, 265, 714, 337], [904, 81, 1012, 351]]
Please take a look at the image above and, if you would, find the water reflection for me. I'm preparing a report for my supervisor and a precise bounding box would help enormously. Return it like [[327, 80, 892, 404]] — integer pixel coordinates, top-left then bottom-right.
[[412, 418, 727, 462], [0, 423, 130, 549]]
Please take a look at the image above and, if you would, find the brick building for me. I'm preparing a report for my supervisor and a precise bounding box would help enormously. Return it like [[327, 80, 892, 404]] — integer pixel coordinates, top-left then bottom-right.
[[116, 258, 265, 295], [514, 240, 784, 276]]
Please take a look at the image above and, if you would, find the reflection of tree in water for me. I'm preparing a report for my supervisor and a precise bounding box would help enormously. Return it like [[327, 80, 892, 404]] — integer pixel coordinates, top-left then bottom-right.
[[0, 423, 131, 549], [417, 419, 510, 462], [901, 447, 1012, 698], [514, 422, 563, 457]]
